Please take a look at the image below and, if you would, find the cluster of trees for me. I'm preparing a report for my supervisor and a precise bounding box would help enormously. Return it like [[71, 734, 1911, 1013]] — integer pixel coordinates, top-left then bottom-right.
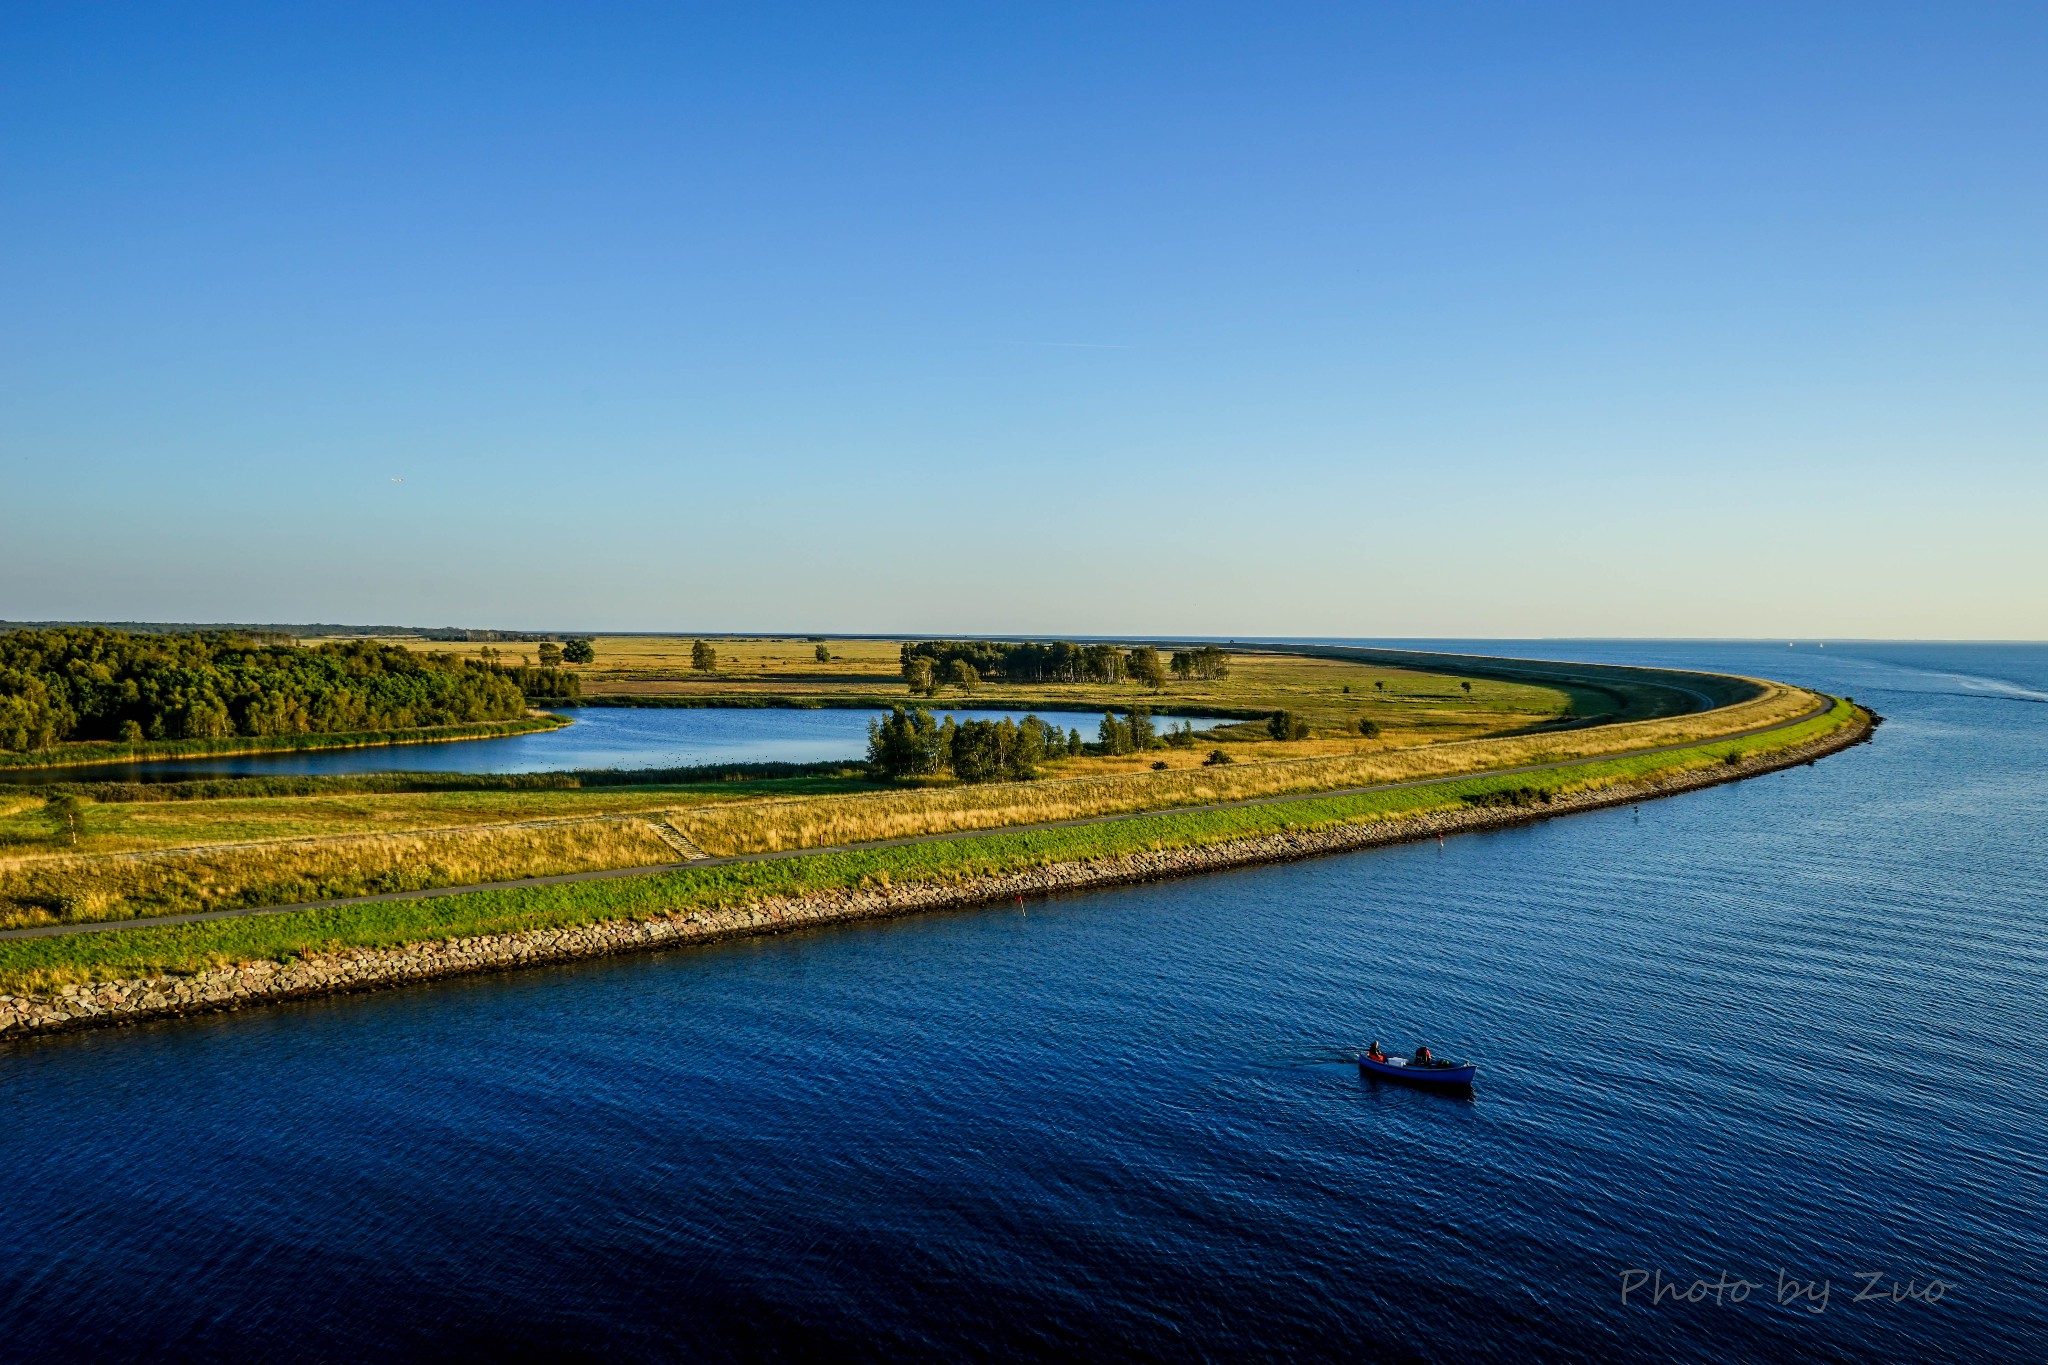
[[902, 640, 1112, 683], [1097, 708, 1158, 754], [1095, 708, 1199, 754], [899, 640, 1221, 693], [902, 656, 986, 695], [0, 629, 530, 751], [867, 707, 1085, 782], [1168, 647, 1231, 681], [859, 699, 1361, 785], [1267, 710, 1311, 740], [531, 638, 596, 667]]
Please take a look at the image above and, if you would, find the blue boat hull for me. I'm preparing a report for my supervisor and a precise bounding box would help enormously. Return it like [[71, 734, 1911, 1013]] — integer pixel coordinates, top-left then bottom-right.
[[1358, 1056, 1476, 1086]]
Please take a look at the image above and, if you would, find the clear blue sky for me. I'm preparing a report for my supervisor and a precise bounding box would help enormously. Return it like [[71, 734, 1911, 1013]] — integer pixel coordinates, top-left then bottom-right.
[[4, 2, 2044, 638]]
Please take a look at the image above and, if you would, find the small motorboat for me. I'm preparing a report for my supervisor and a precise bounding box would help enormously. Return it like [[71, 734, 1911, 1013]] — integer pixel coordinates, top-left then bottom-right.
[[1359, 1052, 1476, 1086]]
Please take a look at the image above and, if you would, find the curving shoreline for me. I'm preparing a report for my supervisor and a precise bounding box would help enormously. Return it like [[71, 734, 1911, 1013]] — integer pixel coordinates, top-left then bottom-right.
[[0, 713, 572, 776], [0, 706, 1874, 1040]]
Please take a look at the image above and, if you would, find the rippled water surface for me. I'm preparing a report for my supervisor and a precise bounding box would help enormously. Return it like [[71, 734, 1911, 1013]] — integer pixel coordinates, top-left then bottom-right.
[[1, 642, 2042, 1361]]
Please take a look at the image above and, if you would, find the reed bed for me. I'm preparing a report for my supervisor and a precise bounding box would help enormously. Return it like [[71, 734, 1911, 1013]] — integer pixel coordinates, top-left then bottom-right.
[[0, 817, 679, 929], [674, 682, 1816, 855]]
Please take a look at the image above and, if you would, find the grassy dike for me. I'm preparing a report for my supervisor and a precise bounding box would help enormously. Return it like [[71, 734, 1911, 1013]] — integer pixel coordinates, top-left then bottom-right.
[[0, 713, 570, 772], [0, 699, 1866, 1001], [1, 680, 1814, 921]]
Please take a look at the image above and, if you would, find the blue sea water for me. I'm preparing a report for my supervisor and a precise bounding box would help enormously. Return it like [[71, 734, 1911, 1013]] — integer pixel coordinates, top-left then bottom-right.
[[0, 641, 2042, 1361]]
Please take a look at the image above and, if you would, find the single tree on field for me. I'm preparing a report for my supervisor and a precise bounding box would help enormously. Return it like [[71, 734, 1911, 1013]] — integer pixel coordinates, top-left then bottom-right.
[[814, 643, 832, 664], [563, 637, 596, 664], [1375, 680, 1385, 692], [1358, 718, 1381, 738], [949, 659, 980, 692], [536, 642, 563, 668], [1461, 680, 1473, 695], [43, 793, 84, 846], [691, 639, 718, 674]]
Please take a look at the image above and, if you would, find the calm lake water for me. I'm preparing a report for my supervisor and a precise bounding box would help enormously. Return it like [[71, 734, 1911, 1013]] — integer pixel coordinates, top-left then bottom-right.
[[2, 641, 2043, 1361], [9, 705, 1231, 783]]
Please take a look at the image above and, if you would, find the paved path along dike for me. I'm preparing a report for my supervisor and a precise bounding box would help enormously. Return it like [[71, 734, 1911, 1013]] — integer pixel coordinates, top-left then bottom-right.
[[1, 693, 1839, 944]]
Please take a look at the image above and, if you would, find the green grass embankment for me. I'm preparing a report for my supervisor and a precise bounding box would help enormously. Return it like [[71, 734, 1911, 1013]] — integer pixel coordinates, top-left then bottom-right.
[[0, 699, 1863, 994]]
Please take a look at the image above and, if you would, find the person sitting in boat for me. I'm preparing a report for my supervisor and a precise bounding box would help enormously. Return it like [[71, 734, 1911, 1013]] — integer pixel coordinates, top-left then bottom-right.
[[1414, 1045, 1437, 1067], [1366, 1041, 1386, 1062]]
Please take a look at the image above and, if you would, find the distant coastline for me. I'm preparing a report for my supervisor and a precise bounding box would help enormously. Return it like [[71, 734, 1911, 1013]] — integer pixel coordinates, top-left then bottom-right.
[[562, 693, 1270, 719]]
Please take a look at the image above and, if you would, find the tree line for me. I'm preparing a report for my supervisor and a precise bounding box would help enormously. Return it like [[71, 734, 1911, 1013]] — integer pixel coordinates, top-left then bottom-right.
[[898, 641, 1230, 693], [0, 628, 532, 751], [526, 638, 594, 667], [867, 704, 1227, 781]]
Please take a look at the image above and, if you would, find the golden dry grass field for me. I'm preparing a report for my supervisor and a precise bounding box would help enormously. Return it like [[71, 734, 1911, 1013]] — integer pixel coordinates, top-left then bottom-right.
[[381, 634, 1611, 738]]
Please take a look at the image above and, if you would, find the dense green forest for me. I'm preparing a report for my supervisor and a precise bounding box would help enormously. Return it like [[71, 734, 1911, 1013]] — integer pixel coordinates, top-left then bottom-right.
[[900, 641, 1229, 690], [0, 629, 534, 751]]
